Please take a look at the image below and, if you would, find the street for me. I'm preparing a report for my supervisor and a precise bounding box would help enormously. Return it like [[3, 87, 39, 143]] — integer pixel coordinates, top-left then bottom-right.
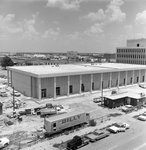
[[80, 112, 146, 150]]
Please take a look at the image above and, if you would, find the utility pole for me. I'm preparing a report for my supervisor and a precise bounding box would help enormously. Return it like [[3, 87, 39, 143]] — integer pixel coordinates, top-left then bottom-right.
[[13, 86, 15, 114], [101, 81, 103, 105]]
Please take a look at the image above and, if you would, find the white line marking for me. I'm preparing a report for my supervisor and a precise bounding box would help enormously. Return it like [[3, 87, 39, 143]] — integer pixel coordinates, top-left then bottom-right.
[[108, 145, 118, 150], [133, 142, 146, 150]]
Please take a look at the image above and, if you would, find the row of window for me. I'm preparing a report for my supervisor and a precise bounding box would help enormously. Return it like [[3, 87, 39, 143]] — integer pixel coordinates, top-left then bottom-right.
[[117, 54, 146, 59], [117, 49, 146, 53], [117, 60, 146, 65], [41, 76, 145, 98]]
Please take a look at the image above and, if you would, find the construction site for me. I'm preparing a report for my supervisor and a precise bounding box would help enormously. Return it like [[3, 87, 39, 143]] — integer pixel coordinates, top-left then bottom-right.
[[1, 66, 146, 150]]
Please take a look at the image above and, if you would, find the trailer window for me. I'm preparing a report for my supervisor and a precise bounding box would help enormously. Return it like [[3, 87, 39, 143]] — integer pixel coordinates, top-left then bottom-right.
[[53, 123, 56, 127]]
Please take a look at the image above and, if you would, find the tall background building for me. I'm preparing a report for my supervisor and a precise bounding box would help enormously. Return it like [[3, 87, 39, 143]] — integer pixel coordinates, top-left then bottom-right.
[[116, 38, 146, 65]]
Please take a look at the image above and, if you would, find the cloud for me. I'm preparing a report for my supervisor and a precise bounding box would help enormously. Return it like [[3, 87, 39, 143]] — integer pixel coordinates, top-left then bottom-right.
[[46, 0, 81, 10], [0, 14, 23, 34], [66, 31, 81, 40], [42, 27, 61, 40], [135, 10, 146, 26], [84, 23, 103, 35], [80, 9, 105, 21], [81, 0, 126, 23], [21, 13, 39, 40]]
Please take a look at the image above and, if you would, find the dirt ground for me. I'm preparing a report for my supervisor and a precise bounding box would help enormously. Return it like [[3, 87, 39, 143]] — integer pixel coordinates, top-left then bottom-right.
[[1, 67, 146, 149]]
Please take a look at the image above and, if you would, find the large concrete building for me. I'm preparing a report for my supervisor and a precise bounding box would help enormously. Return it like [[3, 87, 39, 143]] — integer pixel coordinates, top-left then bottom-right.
[[7, 63, 146, 100], [116, 38, 146, 65]]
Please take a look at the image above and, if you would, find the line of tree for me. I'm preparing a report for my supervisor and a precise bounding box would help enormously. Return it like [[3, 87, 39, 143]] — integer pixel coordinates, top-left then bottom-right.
[[1, 56, 14, 70]]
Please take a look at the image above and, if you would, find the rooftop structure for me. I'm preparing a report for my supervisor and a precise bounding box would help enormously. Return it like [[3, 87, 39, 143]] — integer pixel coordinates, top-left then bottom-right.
[[116, 38, 146, 65]]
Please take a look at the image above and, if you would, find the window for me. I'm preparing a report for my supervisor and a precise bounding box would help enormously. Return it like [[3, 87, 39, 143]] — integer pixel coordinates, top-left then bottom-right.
[[137, 77, 139, 83], [92, 82, 94, 90], [143, 76, 145, 82], [69, 85, 73, 94], [130, 77, 132, 84], [124, 78, 126, 85], [41, 89, 46, 98], [56, 87, 60, 95], [53, 123, 56, 131], [81, 84, 84, 92]]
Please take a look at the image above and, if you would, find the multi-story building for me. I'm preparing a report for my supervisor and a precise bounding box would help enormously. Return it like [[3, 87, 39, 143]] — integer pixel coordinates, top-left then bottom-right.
[[116, 38, 146, 65]]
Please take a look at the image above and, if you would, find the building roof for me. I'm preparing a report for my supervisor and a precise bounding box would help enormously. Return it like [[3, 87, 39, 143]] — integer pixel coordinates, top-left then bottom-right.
[[7, 63, 146, 78], [104, 92, 145, 100], [45, 110, 85, 123]]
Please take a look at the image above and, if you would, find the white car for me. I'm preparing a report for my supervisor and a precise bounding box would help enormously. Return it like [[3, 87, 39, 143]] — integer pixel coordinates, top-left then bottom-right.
[[0, 137, 10, 148], [114, 123, 130, 130], [108, 126, 125, 133], [138, 115, 146, 121]]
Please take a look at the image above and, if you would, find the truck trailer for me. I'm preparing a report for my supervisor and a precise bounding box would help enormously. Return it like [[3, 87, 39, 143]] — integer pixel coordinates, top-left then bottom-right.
[[44, 110, 90, 135]]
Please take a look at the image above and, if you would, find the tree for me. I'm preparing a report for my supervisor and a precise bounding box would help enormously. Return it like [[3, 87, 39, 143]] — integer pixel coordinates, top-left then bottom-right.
[[1, 56, 14, 69]]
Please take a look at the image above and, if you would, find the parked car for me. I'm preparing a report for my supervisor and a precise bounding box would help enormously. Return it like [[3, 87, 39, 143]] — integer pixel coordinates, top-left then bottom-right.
[[122, 105, 134, 113], [139, 84, 146, 89], [0, 91, 7, 97], [138, 115, 146, 121], [93, 97, 102, 103], [85, 130, 110, 142], [114, 122, 130, 130], [11, 91, 21, 97], [0, 137, 10, 148], [108, 124, 126, 133]]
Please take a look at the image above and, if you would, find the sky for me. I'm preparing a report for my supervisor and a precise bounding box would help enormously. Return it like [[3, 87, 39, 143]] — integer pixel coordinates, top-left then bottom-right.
[[0, 0, 146, 53]]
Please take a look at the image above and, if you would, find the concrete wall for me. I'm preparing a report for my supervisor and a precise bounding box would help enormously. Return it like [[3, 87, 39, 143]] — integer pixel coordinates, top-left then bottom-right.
[[82, 74, 91, 92], [111, 72, 118, 87], [70, 75, 80, 94], [31, 77, 38, 98], [127, 39, 146, 47], [103, 73, 110, 89], [56, 76, 68, 96], [93, 73, 101, 90], [41, 77, 54, 98], [11, 71, 31, 97]]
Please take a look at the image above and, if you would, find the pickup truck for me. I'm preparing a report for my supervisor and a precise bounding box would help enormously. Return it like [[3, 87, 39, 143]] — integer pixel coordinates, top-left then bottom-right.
[[85, 130, 110, 142]]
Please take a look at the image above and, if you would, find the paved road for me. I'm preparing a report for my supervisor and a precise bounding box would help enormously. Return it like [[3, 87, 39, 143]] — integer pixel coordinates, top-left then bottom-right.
[[80, 113, 146, 150]]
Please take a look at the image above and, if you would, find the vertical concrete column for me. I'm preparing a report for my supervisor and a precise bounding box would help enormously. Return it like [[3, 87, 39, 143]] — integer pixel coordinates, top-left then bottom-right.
[[67, 76, 70, 96], [90, 74, 93, 93], [132, 70, 134, 85], [7, 70, 9, 86], [38, 78, 41, 101], [125, 71, 127, 86], [118, 71, 120, 87], [109, 72, 112, 89], [79, 75, 82, 94], [100, 73, 103, 91], [139, 70, 141, 83], [54, 77, 56, 99]]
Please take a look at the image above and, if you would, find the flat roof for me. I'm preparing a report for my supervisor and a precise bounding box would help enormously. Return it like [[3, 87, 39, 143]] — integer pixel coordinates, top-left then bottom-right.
[[7, 63, 146, 78], [104, 92, 145, 100], [45, 110, 85, 123]]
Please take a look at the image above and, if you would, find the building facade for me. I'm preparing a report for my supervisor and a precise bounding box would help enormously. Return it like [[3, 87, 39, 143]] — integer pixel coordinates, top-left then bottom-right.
[[7, 63, 146, 100], [116, 38, 146, 65]]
